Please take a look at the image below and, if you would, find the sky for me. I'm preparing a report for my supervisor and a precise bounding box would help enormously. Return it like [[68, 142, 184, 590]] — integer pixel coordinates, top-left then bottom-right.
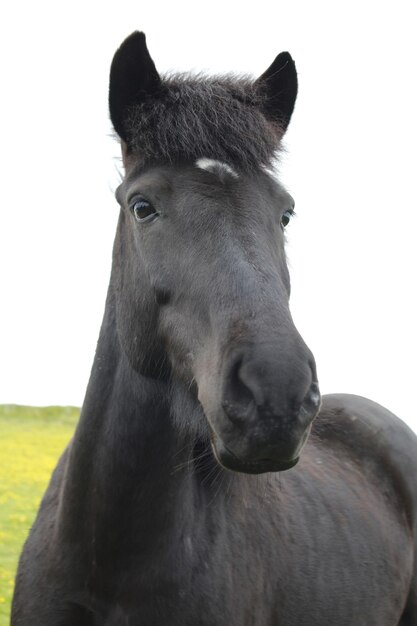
[[0, 1, 416, 432]]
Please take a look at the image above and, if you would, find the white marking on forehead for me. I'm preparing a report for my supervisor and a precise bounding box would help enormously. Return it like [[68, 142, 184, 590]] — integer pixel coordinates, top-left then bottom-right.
[[195, 158, 239, 179]]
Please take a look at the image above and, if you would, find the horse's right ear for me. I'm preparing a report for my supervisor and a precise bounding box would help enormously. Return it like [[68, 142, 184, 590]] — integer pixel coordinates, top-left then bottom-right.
[[109, 31, 161, 143]]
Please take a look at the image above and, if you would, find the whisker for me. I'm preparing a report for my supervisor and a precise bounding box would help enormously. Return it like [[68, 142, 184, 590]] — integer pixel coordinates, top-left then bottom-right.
[[200, 462, 222, 487], [172, 442, 193, 459], [208, 470, 227, 506], [172, 448, 212, 473]]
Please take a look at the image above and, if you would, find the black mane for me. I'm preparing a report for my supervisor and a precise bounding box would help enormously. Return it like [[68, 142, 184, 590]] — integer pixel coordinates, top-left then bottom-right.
[[123, 74, 284, 171]]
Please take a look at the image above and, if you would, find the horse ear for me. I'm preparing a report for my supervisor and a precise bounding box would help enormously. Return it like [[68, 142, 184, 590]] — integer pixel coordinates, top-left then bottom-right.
[[255, 52, 298, 133], [109, 31, 161, 143]]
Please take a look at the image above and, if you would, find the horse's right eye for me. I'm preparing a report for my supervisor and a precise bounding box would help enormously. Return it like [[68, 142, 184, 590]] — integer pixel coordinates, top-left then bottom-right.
[[131, 198, 159, 223]]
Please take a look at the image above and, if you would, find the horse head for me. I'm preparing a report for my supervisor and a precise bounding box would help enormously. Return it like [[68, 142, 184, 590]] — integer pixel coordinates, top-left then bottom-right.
[[108, 32, 321, 474]]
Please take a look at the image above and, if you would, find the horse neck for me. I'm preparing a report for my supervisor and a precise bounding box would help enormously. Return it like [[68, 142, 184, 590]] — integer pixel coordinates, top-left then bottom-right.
[[56, 288, 197, 555]]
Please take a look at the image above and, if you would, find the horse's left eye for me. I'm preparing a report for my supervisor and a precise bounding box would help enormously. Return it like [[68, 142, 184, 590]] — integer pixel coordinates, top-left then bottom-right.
[[131, 198, 158, 223], [281, 209, 294, 229]]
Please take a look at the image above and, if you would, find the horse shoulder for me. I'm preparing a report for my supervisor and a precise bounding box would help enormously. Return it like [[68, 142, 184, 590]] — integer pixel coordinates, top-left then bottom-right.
[[310, 393, 417, 530]]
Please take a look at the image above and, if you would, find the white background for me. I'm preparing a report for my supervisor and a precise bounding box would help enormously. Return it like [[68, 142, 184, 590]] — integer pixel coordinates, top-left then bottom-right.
[[0, 1, 416, 432]]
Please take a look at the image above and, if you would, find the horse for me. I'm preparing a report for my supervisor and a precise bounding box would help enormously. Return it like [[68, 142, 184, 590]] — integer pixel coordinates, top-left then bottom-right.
[[11, 31, 417, 626]]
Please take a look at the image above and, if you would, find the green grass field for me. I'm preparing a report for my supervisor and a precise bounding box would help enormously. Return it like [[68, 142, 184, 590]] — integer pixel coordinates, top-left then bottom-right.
[[0, 405, 79, 626]]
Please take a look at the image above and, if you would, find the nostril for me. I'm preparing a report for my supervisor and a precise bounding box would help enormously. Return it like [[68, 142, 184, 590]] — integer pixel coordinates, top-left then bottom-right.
[[304, 382, 321, 410], [154, 287, 171, 306], [298, 382, 321, 427], [222, 355, 256, 423]]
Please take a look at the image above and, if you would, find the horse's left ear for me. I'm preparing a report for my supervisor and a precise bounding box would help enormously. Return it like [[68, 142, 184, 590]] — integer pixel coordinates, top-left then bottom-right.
[[109, 31, 161, 143], [255, 52, 298, 133]]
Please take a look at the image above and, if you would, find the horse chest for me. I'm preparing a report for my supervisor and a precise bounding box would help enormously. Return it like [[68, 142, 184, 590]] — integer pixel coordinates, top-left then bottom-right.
[[85, 506, 409, 626]]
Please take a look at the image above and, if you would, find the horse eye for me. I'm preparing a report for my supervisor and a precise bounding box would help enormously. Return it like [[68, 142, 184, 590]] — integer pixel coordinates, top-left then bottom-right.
[[281, 209, 294, 229], [131, 198, 158, 223]]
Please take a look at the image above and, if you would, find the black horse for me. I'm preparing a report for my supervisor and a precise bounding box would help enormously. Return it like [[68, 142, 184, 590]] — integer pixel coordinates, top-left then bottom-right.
[[12, 32, 417, 626]]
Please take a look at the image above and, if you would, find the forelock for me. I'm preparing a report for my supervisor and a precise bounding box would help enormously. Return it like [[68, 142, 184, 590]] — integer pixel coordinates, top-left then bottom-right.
[[123, 74, 284, 172]]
